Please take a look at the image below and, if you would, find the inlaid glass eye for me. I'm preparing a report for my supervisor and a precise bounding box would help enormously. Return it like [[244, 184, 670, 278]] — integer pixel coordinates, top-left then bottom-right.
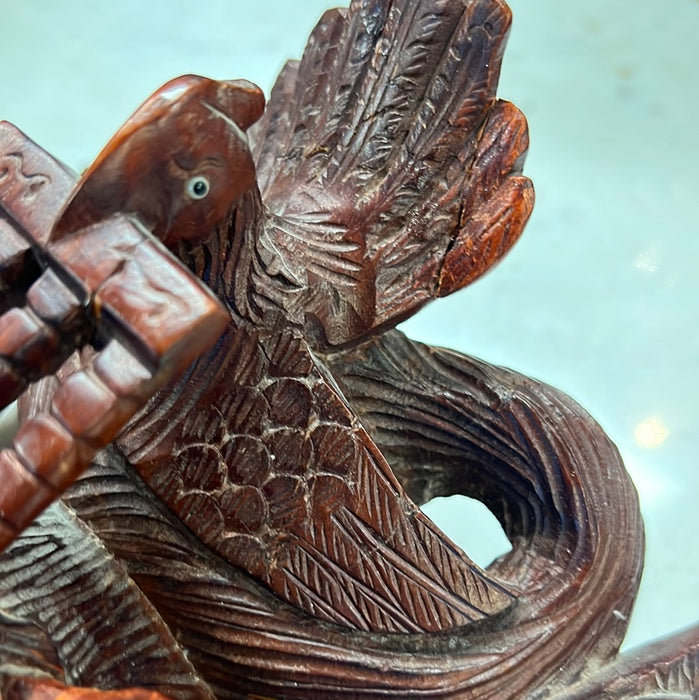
[[186, 175, 210, 199]]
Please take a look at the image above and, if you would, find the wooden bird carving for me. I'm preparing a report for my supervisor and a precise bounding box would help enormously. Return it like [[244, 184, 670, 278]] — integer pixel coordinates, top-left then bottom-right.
[[3, 0, 697, 699], [18, 0, 532, 637], [52, 75, 265, 247]]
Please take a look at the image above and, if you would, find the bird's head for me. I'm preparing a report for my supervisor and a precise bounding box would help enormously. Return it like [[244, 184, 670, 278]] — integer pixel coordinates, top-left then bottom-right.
[[52, 75, 265, 248]]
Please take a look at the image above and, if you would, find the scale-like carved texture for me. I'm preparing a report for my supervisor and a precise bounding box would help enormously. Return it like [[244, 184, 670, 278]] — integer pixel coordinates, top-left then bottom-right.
[[1, 0, 697, 697], [117, 321, 513, 633], [41, 334, 678, 700]]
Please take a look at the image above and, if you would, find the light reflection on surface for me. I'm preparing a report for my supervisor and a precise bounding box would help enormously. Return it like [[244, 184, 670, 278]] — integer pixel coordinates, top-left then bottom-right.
[[0, 403, 18, 448], [623, 455, 670, 508], [634, 416, 670, 450], [633, 248, 659, 274]]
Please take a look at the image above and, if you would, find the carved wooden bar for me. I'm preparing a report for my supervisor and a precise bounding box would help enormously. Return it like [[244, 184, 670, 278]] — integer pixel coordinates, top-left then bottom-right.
[[0, 122, 229, 551], [0, 0, 697, 698]]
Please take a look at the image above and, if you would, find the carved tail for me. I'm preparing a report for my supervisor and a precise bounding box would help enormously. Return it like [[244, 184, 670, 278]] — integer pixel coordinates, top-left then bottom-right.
[[48, 329, 646, 698]]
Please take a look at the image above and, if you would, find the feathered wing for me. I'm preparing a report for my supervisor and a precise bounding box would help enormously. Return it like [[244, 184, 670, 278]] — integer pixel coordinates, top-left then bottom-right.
[[0, 498, 212, 698], [252, 0, 533, 345]]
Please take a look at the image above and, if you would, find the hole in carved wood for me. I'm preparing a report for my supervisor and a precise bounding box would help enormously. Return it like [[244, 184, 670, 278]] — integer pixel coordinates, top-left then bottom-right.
[[421, 494, 511, 569]]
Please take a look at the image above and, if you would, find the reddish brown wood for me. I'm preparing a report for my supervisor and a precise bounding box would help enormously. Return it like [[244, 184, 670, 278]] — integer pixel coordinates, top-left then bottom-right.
[[0, 0, 697, 699], [0, 122, 229, 552], [52, 75, 265, 248], [4, 677, 173, 700]]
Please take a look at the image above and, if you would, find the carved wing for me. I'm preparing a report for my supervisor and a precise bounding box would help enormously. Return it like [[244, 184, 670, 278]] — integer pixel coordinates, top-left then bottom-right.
[[115, 322, 516, 635], [252, 0, 533, 345]]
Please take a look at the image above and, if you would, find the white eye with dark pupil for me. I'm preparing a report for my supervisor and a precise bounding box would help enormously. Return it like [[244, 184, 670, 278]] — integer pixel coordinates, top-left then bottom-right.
[[186, 175, 210, 199]]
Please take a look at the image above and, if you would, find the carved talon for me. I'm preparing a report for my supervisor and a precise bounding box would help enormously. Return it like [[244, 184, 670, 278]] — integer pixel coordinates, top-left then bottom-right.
[[0, 271, 87, 410]]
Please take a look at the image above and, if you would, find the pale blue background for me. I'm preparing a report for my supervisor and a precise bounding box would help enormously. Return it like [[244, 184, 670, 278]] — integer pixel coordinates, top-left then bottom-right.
[[0, 0, 697, 652]]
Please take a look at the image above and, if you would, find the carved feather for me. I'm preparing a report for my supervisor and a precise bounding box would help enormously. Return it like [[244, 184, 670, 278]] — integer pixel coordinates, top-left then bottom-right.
[[0, 502, 212, 699], [252, 0, 533, 346], [115, 321, 515, 634]]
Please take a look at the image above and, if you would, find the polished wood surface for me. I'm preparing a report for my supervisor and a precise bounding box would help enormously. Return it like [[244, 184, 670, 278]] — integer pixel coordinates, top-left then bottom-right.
[[0, 1, 697, 698], [0, 121, 229, 552]]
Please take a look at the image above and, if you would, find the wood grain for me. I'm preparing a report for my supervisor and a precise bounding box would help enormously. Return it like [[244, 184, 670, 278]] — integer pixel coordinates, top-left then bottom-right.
[[0, 122, 229, 551], [1, 0, 696, 698]]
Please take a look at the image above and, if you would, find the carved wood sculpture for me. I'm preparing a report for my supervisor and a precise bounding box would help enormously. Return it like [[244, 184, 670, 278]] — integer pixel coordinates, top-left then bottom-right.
[[0, 1, 697, 699], [0, 120, 230, 552]]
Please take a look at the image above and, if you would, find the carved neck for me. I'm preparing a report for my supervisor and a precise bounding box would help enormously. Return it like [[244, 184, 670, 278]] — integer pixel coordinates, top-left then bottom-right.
[[176, 186, 291, 327]]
